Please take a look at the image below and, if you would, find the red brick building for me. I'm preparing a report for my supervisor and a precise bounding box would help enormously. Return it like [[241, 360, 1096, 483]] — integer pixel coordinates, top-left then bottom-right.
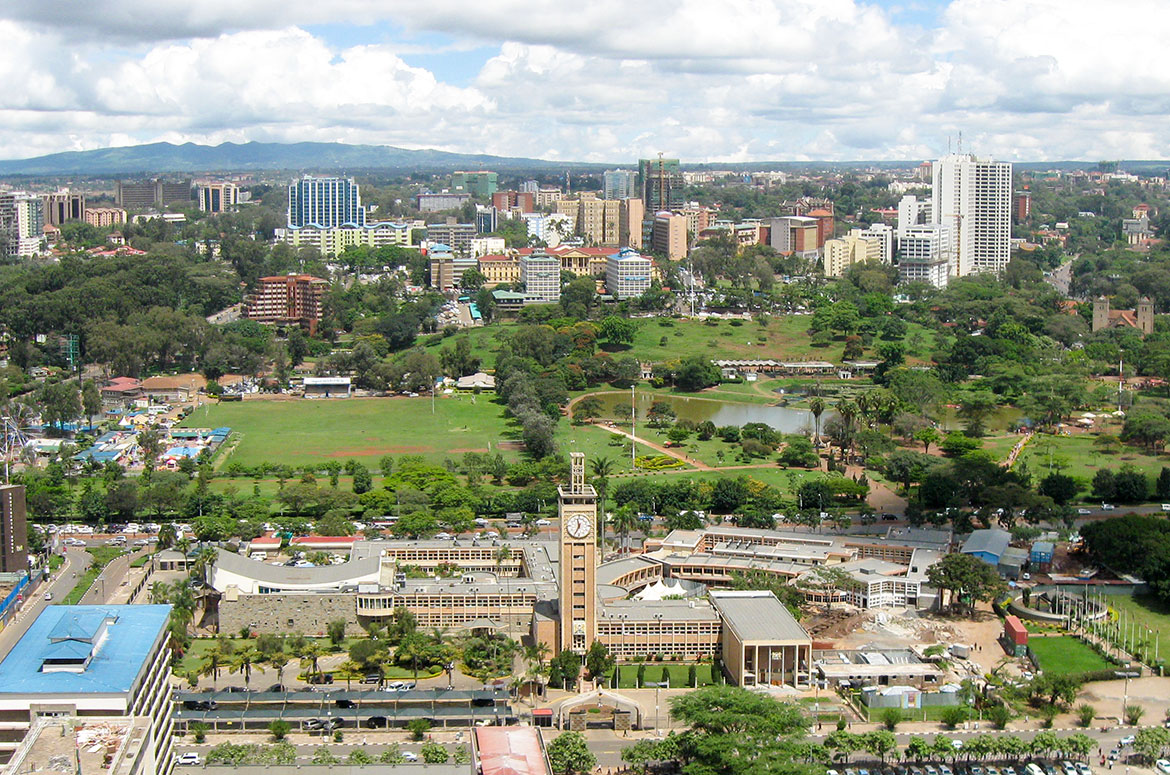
[[246, 274, 328, 333]]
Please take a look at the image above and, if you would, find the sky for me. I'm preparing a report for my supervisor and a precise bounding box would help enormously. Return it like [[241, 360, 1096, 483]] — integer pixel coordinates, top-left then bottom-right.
[[2, 0, 1169, 164]]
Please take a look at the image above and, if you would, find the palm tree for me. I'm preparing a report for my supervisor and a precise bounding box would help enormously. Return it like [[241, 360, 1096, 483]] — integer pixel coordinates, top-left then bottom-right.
[[269, 653, 289, 686], [808, 397, 826, 446], [231, 645, 262, 689], [396, 633, 429, 682], [335, 659, 364, 691], [199, 641, 230, 683], [299, 642, 326, 680], [610, 506, 638, 554], [192, 546, 218, 586]]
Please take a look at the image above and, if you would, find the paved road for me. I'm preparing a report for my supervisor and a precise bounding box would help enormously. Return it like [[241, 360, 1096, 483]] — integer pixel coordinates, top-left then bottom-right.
[[0, 549, 91, 660]]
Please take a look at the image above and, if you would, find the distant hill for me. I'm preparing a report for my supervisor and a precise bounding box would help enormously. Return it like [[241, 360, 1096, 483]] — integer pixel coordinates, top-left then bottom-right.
[[0, 140, 1164, 177], [0, 141, 611, 177]]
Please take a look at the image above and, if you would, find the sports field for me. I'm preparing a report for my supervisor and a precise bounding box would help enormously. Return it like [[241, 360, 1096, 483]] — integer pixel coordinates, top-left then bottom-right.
[[181, 395, 523, 467], [1027, 635, 1112, 675], [1104, 593, 1170, 655]]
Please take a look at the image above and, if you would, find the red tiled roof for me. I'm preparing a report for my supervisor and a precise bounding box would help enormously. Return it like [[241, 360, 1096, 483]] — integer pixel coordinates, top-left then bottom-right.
[[475, 727, 550, 775]]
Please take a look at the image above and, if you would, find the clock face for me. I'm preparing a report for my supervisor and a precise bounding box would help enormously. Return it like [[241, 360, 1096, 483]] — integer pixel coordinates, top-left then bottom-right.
[[566, 514, 592, 539]]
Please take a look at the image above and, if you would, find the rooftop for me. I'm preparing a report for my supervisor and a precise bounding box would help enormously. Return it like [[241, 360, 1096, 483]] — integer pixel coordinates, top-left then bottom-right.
[[709, 590, 809, 643], [475, 726, 551, 775], [0, 605, 171, 695]]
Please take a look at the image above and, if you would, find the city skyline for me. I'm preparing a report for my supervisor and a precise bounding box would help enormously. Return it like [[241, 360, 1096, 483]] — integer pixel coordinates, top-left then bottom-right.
[[2, 0, 1169, 164]]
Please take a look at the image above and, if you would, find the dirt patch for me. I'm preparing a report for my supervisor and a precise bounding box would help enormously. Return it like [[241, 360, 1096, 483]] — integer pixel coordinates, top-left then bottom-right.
[[449, 448, 489, 454], [324, 446, 432, 457], [496, 441, 526, 450]]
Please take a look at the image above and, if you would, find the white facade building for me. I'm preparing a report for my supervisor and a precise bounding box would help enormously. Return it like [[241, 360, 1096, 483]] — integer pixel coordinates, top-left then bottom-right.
[[520, 252, 562, 302], [605, 248, 653, 299], [854, 224, 894, 264], [931, 154, 1012, 276], [0, 193, 45, 258], [896, 194, 933, 245], [898, 223, 953, 289]]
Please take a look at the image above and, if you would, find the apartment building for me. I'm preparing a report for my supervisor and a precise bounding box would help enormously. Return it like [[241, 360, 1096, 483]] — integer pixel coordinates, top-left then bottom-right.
[[822, 233, 882, 277], [416, 191, 471, 212], [85, 207, 128, 228], [898, 223, 953, 289], [578, 197, 621, 245], [491, 190, 535, 212], [451, 171, 498, 198], [768, 216, 820, 259], [603, 169, 637, 200], [619, 198, 645, 250], [426, 222, 477, 256], [245, 274, 329, 332], [0, 485, 27, 574], [276, 221, 419, 256]]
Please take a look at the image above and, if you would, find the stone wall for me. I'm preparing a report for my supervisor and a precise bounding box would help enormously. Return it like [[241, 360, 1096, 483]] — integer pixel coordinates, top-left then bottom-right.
[[219, 594, 362, 637]]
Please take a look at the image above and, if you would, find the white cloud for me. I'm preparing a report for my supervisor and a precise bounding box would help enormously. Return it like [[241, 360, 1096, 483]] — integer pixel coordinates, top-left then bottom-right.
[[0, 0, 1169, 161]]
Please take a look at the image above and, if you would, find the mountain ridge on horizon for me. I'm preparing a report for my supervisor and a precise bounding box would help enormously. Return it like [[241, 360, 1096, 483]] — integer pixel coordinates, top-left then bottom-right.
[[0, 140, 1160, 177]]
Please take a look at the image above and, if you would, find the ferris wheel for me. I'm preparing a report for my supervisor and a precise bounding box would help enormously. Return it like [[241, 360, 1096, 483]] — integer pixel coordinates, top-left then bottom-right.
[[0, 403, 36, 483]]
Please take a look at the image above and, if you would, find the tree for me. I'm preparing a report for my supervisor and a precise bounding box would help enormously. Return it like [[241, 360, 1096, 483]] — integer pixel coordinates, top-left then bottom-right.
[[599, 316, 637, 347], [863, 730, 897, 763], [914, 427, 941, 455], [905, 737, 930, 763], [421, 742, 450, 764], [1039, 473, 1080, 505], [809, 397, 826, 445], [326, 619, 348, 647], [312, 749, 339, 766], [268, 720, 291, 741], [1125, 704, 1146, 726], [407, 718, 431, 741], [81, 380, 102, 429], [926, 552, 1007, 616], [987, 704, 1012, 730], [879, 707, 903, 731], [584, 640, 614, 681], [939, 706, 968, 729], [1076, 703, 1096, 728], [546, 731, 596, 775], [230, 646, 262, 689]]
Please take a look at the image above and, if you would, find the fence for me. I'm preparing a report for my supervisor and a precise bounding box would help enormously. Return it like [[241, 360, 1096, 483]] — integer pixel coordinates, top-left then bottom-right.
[[0, 573, 31, 625]]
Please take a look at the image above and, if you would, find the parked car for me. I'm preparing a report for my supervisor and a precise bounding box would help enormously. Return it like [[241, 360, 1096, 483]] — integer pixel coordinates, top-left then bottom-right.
[[1154, 760, 1170, 775], [534, 519, 551, 526], [1121, 736, 1136, 746], [365, 716, 388, 729], [307, 673, 334, 685], [303, 719, 325, 730], [177, 753, 202, 766], [1075, 763, 1092, 775], [362, 673, 381, 684], [336, 699, 356, 709], [402, 752, 419, 762]]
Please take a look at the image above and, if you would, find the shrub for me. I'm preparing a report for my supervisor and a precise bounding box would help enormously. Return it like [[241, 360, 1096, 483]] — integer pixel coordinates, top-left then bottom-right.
[[1076, 703, 1096, 727], [880, 707, 903, 731], [939, 706, 969, 729], [408, 718, 431, 741], [422, 742, 450, 763], [267, 720, 290, 741]]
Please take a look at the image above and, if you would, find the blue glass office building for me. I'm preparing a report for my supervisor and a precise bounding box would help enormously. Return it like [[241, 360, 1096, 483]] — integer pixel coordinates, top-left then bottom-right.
[[287, 176, 366, 229]]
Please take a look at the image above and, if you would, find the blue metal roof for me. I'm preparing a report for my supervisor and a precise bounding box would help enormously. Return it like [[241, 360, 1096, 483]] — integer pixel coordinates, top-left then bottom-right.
[[0, 605, 171, 695]]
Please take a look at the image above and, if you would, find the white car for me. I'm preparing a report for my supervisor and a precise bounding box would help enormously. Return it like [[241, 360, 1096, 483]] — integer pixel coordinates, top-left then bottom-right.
[[1155, 760, 1170, 775], [1102, 503, 1116, 511], [535, 519, 551, 526], [177, 753, 202, 766], [402, 752, 418, 762], [1075, 763, 1092, 775], [1120, 736, 1136, 746], [1077, 508, 1091, 515]]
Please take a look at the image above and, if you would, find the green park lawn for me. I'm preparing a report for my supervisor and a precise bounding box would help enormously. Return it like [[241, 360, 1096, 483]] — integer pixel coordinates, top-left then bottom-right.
[[182, 395, 525, 468], [1013, 432, 1170, 497], [1026, 635, 1112, 675], [1104, 593, 1170, 655], [610, 662, 719, 689], [418, 315, 940, 373]]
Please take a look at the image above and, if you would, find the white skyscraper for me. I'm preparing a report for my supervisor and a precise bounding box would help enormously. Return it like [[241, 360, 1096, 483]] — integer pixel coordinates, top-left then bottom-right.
[[931, 154, 1012, 276], [896, 194, 932, 245], [898, 223, 953, 289]]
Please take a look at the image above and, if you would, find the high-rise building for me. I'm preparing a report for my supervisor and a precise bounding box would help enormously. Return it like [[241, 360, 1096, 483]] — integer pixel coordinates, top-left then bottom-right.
[[897, 223, 953, 289], [287, 176, 365, 229], [855, 224, 894, 264], [475, 205, 499, 234], [602, 169, 637, 200], [197, 182, 239, 213], [822, 233, 881, 277], [0, 193, 45, 258], [767, 216, 820, 259], [520, 252, 562, 302], [558, 452, 598, 654], [637, 157, 684, 213], [451, 171, 498, 199], [1015, 189, 1032, 224], [42, 191, 85, 226], [426, 222, 477, 257], [245, 274, 329, 333], [618, 198, 644, 249], [931, 153, 1012, 276], [491, 190, 535, 213], [115, 180, 156, 210], [651, 211, 687, 260], [577, 198, 621, 245], [605, 248, 653, 299], [0, 485, 27, 574], [157, 180, 192, 206], [896, 194, 933, 245], [519, 180, 539, 194]]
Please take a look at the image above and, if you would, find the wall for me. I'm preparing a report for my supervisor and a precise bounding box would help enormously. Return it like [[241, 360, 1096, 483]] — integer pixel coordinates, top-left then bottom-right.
[[218, 594, 362, 637]]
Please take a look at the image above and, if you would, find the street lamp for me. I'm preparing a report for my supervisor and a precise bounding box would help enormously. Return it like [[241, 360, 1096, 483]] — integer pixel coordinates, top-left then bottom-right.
[[1114, 670, 1140, 725]]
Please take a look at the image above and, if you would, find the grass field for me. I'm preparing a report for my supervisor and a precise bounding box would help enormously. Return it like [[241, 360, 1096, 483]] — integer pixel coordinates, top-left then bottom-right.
[[418, 316, 941, 372], [1104, 593, 1170, 654], [1013, 432, 1170, 497], [609, 663, 719, 689], [1027, 635, 1112, 675], [182, 395, 523, 468]]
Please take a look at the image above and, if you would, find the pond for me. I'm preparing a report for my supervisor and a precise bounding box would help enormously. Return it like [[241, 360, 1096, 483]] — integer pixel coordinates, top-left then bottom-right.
[[590, 392, 820, 434]]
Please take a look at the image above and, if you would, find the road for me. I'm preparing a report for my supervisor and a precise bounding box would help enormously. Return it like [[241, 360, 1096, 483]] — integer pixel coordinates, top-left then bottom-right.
[[1045, 259, 1076, 298], [0, 548, 91, 661]]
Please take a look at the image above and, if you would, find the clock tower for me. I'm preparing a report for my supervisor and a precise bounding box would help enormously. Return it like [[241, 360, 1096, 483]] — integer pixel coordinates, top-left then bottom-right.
[[558, 452, 598, 654]]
